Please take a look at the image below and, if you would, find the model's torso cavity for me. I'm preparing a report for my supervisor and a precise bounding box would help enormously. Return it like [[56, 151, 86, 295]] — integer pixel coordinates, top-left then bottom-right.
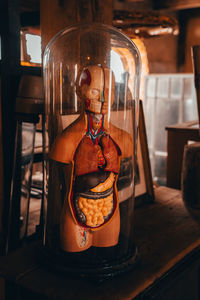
[[71, 113, 120, 229]]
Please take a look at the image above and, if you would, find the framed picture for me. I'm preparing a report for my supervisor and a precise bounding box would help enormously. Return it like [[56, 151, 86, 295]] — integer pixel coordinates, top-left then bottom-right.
[[134, 100, 154, 207]]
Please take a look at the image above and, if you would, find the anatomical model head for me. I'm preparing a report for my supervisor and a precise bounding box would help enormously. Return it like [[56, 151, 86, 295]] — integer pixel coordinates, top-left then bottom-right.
[[77, 65, 115, 114]]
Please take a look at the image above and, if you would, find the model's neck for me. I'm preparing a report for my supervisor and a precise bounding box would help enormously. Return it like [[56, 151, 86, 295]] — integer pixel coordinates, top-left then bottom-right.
[[87, 111, 103, 131], [86, 111, 105, 142]]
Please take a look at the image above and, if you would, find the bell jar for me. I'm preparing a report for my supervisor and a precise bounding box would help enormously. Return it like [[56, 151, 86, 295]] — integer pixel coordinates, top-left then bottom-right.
[[42, 23, 141, 279]]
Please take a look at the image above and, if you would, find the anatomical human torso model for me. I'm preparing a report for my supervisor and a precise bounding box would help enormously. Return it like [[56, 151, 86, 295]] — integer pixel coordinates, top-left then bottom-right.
[[50, 65, 133, 252]]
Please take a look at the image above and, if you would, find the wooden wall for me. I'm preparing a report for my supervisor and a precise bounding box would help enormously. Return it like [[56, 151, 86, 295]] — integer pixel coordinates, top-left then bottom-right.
[[40, 0, 113, 54], [144, 35, 179, 73], [183, 10, 200, 72]]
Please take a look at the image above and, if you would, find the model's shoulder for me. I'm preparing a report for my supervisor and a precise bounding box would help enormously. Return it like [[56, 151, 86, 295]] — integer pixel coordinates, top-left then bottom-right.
[[50, 116, 85, 163]]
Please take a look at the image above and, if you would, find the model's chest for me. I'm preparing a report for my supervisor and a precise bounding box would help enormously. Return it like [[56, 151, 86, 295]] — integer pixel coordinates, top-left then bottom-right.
[[74, 134, 120, 176]]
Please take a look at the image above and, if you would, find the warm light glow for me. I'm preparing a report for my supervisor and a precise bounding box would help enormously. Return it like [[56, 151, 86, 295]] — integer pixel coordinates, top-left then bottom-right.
[[21, 61, 39, 67], [111, 46, 136, 95], [132, 38, 149, 76], [110, 50, 124, 83], [132, 38, 149, 98], [111, 38, 149, 99]]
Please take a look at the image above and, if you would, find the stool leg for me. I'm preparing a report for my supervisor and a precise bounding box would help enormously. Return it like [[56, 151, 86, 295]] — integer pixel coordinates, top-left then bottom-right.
[[21, 123, 36, 240], [39, 113, 46, 245], [6, 121, 22, 254]]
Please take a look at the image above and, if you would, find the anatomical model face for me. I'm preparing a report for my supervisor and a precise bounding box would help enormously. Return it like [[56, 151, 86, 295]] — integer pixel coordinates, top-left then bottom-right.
[[78, 65, 114, 115]]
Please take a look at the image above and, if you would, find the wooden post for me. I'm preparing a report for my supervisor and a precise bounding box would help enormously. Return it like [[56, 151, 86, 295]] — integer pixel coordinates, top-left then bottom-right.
[[40, 0, 113, 55], [191, 45, 200, 131], [0, 0, 20, 254]]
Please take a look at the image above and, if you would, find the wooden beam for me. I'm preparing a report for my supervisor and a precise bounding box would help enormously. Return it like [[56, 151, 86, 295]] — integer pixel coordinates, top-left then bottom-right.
[[0, 0, 21, 253], [20, 11, 40, 27], [40, 0, 113, 55], [154, 0, 200, 11]]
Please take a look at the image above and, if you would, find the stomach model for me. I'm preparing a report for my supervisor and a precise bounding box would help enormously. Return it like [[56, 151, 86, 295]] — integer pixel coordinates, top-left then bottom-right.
[[70, 126, 121, 230]]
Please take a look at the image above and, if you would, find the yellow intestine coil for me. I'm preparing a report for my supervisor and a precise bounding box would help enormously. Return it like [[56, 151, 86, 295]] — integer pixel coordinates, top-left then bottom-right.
[[78, 193, 113, 227]]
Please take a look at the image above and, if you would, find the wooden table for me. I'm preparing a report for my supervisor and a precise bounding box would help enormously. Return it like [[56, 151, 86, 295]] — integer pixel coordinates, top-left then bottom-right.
[[166, 120, 200, 189], [1, 186, 200, 300]]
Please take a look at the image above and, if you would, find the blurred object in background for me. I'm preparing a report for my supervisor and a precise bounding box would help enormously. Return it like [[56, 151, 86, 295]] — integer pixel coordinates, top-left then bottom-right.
[[113, 10, 179, 96], [7, 75, 43, 253], [20, 27, 41, 67], [182, 142, 200, 223], [113, 10, 179, 38], [143, 73, 198, 185], [191, 45, 200, 130], [166, 121, 199, 189]]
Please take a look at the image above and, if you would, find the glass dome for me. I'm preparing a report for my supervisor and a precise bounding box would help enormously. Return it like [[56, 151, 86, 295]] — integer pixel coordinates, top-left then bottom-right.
[[42, 23, 141, 279]]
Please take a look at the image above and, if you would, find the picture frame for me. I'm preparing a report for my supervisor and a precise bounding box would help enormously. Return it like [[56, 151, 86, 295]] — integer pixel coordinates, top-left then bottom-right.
[[134, 100, 154, 207]]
